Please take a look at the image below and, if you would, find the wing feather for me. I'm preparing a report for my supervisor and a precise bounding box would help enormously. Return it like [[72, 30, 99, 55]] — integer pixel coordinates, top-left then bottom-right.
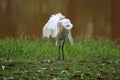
[[42, 13, 65, 38]]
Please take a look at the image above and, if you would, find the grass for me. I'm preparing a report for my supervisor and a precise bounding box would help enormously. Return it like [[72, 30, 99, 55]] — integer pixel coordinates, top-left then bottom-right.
[[0, 35, 120, 80]]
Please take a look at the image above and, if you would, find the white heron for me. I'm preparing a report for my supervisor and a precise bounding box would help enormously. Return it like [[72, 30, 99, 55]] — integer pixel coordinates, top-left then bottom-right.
[[42, 13, 73, 60]]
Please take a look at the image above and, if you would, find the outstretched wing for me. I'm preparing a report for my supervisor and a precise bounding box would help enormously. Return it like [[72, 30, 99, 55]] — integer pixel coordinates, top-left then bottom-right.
[[42, 13, 65, 38]]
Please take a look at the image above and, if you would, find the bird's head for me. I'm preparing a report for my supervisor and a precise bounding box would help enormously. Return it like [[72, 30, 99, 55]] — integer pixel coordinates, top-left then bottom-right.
[[59, 19, 73, 31]]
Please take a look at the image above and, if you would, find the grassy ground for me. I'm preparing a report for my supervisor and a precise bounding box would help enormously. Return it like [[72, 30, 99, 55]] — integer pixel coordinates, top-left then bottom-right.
[[0, 36, 120, 80]]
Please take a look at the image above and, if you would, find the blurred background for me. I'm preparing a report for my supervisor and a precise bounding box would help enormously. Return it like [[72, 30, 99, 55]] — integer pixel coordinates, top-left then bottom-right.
[[0, 0, 120, 41]]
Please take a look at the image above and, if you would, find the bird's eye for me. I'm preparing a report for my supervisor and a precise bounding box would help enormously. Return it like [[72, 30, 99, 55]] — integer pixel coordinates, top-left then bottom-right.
[[66, 25, 69, 27]]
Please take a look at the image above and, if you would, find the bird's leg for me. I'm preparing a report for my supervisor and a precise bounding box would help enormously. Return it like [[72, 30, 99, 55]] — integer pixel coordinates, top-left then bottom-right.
[[56, 39, 61, 60], [58, 45, 61, 60], [62, 40, 65, 60]]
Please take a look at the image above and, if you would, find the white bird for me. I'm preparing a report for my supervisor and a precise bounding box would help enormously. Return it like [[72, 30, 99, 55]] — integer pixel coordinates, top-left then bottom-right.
[[42, 13, 73, 60]]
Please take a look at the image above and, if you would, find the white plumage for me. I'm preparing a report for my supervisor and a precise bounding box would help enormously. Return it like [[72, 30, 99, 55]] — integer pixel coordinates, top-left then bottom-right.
[[42, 13, 73, 60], [42, 13, 73, 44], [43, 13, 64, 38]]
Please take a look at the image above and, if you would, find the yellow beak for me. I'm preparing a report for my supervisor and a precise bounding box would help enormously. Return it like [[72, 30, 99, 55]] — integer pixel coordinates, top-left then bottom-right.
[[60, 25, 64, 29]]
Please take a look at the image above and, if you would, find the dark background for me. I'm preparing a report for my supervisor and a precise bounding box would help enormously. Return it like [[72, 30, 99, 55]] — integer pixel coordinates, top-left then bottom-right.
[[0, 0, 120, 41]]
